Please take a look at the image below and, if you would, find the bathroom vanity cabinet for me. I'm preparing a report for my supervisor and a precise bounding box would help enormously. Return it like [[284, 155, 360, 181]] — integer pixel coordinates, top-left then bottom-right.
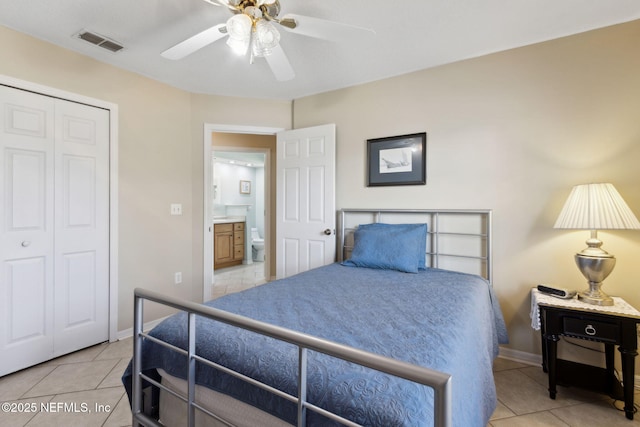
[[214, 221, 245, 269]]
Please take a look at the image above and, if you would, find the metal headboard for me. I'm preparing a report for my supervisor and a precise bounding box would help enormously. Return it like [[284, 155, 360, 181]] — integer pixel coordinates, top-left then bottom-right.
[[338, 209, 493, 284]]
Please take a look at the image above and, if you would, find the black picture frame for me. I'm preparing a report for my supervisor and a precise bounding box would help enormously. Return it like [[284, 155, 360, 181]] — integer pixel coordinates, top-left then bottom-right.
[[367, 132, 427, 186]]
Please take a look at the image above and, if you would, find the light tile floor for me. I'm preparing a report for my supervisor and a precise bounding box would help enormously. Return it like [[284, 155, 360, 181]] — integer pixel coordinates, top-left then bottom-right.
[[1, 263, 638, 426], [491, 358, 640, 426], [210, 262, 267, 300]]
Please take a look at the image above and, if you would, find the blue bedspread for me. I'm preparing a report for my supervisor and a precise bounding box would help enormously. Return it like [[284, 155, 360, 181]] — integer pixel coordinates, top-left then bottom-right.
[[123, 263, 508, 426]]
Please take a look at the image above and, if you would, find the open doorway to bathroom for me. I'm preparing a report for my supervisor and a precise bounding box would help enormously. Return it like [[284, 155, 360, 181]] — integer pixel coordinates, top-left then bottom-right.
[[203, 126, 280, 302], [212, 150, 267, 279], [211, 150, 268, 298]]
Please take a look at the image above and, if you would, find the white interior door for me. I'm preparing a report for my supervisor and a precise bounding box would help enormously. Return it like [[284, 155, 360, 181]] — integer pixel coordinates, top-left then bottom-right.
[[0, 87, 56, 374], [0, 85, 109, 376], [53, 99, 109, 355], [276, 124, 336, 278]]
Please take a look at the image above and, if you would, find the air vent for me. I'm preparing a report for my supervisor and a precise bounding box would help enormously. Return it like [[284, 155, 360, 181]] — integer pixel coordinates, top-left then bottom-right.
[[75, 30, 124, 53]]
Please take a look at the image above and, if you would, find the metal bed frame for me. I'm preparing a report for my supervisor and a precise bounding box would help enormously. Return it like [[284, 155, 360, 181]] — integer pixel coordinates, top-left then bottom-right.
[[130, 209, 492, 427], [339, 209, 492, 284]]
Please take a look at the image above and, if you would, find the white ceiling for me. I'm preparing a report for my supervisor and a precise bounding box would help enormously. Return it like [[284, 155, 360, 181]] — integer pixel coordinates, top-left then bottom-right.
[[1, 0, 639, 100], [214, 151, 266, 167]]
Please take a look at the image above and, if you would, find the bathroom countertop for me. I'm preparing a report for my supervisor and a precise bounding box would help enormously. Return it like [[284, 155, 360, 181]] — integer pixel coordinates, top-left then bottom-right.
[[212, 216, 245, 224]]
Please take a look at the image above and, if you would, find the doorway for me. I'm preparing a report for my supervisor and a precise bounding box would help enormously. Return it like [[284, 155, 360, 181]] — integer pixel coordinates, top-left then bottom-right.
[[202, 124, 282, 301], [212, 150, 266, 275]]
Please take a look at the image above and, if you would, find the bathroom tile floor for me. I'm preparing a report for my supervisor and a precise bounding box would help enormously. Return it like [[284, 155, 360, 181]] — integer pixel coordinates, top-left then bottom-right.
[[210, 261, 267, 300]]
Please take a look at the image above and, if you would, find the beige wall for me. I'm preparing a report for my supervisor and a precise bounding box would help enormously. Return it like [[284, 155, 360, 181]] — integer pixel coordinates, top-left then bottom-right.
[[293, 20, 640, 363], [0, 26, 292, 332]]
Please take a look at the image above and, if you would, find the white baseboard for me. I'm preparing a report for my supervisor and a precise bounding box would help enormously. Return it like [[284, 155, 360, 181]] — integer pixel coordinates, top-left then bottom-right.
[[116, 316, 169, 340], [498, 346, 640, 389], [498, 346, 542, 367]]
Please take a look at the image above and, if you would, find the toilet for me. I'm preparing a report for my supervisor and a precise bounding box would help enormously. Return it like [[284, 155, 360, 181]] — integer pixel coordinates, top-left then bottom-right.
[[251, 227, 265, 262]]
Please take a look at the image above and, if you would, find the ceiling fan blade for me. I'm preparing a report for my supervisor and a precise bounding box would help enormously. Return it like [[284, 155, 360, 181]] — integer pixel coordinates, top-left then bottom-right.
[[279, 14, 375, 42], [265, 45, 295, 81], [202, 0, 241, 11], [161, 23, 227, 60]]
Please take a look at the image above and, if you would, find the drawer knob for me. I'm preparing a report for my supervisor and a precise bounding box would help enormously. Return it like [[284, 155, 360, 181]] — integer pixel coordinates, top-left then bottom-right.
[[585, 324, 596, 336]]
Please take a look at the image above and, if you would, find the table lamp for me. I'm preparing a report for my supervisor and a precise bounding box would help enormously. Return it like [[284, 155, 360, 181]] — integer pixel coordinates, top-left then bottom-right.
[[554, 183, 640, 306]]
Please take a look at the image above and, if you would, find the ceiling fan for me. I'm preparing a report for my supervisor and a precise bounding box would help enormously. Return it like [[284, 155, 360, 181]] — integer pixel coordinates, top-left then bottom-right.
[[161, 0, 374, 81]]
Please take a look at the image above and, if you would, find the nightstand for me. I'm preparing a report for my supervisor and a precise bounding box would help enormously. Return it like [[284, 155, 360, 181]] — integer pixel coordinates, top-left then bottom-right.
[[530, 289, 640, 420]]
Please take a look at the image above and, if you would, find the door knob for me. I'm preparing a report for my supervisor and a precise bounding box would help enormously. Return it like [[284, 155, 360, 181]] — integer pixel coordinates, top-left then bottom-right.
[[21, 241, 31, 247], [323, 229, 333, 235]]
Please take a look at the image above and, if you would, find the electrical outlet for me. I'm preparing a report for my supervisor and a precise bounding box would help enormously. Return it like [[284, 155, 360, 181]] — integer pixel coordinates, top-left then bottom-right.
[[174, 272, 182, 284]]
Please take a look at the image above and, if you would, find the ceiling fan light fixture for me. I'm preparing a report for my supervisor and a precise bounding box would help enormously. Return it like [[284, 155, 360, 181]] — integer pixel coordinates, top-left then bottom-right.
[[251, 20, 280, 57], [226, 13, 252, 41], [226, 36, 250, 55], [168, 0, 369, 81], [225, 13, 252, 55], [251, 38, 267, 57], [244, 6, 263, 19]]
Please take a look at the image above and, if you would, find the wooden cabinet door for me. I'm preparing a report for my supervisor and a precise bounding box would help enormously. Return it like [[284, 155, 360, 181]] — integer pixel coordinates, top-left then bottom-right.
[[214, 222, 245, 268], [214, 223, 234, 267], [214, 231, 233, 264]]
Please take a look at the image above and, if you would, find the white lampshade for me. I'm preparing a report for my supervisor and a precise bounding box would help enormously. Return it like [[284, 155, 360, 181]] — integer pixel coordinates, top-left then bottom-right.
[[554, 183, 640, 230]]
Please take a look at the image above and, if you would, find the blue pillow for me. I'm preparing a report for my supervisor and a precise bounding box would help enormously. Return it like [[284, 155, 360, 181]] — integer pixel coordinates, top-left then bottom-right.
[[356, 223, 428, 270], [342, 223, 428, 273]]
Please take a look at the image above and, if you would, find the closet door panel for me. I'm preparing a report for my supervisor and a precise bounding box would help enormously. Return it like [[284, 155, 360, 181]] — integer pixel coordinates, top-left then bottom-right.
[[0, 86, 55, 376], [5, 149, 47, 231], [63, 251, 97, 327], [5, 258, 48, 342], [53, 99, 109, 355], [64, 155, 96, 227]]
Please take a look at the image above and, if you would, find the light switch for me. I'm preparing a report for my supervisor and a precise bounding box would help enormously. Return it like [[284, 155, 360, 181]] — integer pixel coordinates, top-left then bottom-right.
[[170, 203, 182, 215]]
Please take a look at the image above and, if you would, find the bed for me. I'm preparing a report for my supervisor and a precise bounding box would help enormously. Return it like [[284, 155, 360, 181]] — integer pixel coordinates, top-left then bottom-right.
[[123, 209, 508, 427]]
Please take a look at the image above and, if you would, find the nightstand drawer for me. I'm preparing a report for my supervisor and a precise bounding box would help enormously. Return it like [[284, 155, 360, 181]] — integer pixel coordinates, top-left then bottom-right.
[[563, 317, 619, 342]]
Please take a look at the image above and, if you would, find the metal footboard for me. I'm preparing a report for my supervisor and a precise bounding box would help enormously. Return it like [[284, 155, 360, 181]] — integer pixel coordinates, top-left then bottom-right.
[[132, 288, 452, 427]]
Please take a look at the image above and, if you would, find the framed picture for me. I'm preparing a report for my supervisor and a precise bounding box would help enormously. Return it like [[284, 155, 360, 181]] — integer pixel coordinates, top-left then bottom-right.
[[367, 132, 427, 186], [239, 180, 251, 194]]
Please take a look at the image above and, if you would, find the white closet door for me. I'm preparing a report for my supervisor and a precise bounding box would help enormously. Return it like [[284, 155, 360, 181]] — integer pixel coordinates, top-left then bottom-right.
[[0, 86, 56, 374], [53, 99, 109, 355], [0, 86, 109, 375]]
